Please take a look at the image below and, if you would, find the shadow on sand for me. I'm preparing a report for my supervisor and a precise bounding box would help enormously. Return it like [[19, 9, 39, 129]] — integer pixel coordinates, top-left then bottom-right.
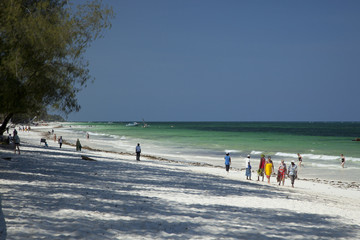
[[0, 145, 359, 239]]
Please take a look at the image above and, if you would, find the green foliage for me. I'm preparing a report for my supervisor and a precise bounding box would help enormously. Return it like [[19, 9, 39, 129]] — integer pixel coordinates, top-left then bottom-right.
[[0, 0, 114, 134]]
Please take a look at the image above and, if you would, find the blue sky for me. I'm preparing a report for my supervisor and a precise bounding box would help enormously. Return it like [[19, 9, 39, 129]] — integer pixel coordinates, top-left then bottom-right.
[[68, 0, 360, 122]]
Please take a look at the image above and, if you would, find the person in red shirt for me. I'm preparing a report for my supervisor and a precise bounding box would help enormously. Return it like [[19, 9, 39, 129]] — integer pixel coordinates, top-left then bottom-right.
[[257, 154, 266, 181]]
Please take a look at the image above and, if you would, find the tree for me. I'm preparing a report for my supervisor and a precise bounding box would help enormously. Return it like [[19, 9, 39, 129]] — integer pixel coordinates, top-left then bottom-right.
[[0, 0, 114, 135]]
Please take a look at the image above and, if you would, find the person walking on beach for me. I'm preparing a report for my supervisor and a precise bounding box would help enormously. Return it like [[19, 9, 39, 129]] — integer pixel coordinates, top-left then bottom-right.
[[58, 136, 63, 148], [257, 154, 266, 181], [340, 154, 345, 168], [265, 157, 273, 184], [224, 153, 231, 173], [277, 160, 287, 186], [245, 155, 251, 180], [136, 143, 141, 161], [76, 139, 82, 151], [297, 153, 303, 168], [13, 133, 20, 154], [288, 160, 298, 188], [54, 134, 57, 142], [268, 156, 274, 172]]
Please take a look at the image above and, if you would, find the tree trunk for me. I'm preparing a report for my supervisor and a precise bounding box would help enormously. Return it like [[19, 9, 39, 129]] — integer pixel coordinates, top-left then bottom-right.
[[0, 113, 13, 136]]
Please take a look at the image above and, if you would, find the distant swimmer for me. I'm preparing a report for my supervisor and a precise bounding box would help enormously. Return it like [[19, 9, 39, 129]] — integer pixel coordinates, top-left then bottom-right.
[[297, 153, 303, 168], [340, 154, 345, 168], [224, 153, 231, 173]]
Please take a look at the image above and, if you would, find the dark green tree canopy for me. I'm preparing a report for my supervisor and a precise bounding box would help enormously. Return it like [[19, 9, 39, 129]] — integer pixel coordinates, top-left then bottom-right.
[[0, 0, 113, 134]]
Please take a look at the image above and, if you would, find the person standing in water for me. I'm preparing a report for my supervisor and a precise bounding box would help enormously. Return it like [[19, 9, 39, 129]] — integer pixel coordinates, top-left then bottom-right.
[[224, 153, 231, 173], [297, 153, 303, 168], [136, 143, 141, 161], [340, 154, 345, 168]]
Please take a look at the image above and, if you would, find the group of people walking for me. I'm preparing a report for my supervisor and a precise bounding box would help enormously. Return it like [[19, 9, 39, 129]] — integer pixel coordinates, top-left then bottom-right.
[[225, 153, 299, 187]]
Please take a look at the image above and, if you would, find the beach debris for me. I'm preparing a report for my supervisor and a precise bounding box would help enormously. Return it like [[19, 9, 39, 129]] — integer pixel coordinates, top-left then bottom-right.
[[81, 155, 96, 161]]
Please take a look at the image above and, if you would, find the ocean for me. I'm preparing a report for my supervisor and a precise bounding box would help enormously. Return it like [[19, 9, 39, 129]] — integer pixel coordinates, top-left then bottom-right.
[[56, 121, 360, 183]]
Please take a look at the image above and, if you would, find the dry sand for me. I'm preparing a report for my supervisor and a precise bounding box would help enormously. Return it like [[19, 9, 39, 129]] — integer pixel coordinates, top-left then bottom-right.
[[1, 125, 360, 239]]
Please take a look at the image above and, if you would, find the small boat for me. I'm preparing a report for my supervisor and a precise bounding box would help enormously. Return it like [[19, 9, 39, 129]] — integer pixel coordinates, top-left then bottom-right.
[[142, 118, 149, 128], [126, 122, 139, 127]]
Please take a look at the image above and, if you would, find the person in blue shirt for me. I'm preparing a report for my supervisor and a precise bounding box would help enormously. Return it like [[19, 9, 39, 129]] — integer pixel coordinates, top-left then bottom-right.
[[245, 155, 251, 180], [135, 143, 141, 161], [224, 153, 231, 173]]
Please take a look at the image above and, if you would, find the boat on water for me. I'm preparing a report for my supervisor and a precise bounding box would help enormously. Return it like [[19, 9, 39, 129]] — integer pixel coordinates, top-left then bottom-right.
[[142, 119, 149, 128], [126, 122, 139, 127]]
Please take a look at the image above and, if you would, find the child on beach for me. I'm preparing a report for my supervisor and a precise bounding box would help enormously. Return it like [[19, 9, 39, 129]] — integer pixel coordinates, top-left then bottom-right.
[[224, 153, 231, 173]]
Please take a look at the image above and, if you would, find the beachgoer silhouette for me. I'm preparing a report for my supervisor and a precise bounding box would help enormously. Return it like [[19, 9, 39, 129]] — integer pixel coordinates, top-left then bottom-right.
[[136, 143, 141, 161]]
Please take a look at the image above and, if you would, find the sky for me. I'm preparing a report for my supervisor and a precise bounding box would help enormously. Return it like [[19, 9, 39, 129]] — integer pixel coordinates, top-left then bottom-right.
[[68, 0, 360, 122]]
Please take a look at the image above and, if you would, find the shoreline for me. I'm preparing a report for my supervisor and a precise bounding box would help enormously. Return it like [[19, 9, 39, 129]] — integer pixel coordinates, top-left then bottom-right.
[[38, 126, 360, 191], [57, 122, 360, 184], [1, 124, 360, 239]]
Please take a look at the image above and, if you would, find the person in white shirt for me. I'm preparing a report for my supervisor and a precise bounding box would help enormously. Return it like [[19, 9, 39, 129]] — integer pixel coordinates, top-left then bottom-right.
[[288, 160, 298, 188]]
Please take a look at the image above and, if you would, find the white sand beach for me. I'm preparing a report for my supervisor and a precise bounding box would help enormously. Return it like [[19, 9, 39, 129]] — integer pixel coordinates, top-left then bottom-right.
[[1, 125, 360, 239]]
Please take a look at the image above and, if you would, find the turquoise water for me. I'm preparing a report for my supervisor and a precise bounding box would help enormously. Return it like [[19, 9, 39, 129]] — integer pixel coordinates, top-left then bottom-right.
[[54, 121, 360, 182], [67, 122, 360, 166]]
